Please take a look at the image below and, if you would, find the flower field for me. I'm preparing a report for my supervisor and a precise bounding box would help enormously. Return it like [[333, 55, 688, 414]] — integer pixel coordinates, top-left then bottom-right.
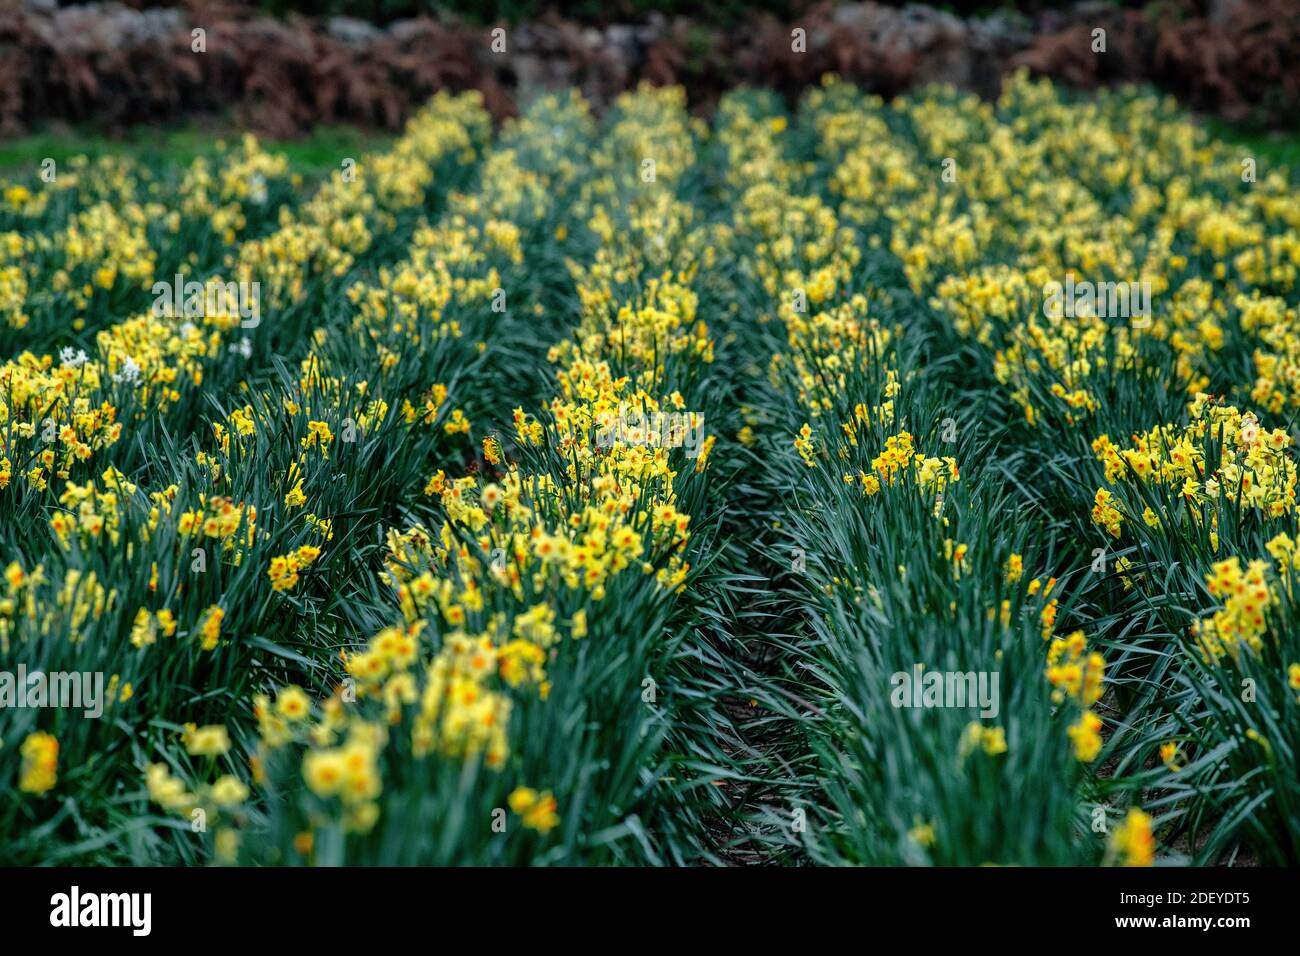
[[2, 73, 1298, 867]]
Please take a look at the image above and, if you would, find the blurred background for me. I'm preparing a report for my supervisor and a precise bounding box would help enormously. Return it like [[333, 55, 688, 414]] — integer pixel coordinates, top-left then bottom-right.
[[1, 0, 1296, 173]]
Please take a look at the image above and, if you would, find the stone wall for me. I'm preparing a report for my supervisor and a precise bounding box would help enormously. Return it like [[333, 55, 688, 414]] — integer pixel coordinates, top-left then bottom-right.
[[1, 0, 1295, 137]]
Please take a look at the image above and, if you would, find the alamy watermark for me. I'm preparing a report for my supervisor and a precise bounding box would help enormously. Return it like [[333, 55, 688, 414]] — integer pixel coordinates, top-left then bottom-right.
[[0, 665, 104, 718], [50, 886, 151, 936], [152, 273, 260, 328], [1043, 275, 1152, 328], [890, 664, 1000, 718], [595, 403, 706, 458]]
